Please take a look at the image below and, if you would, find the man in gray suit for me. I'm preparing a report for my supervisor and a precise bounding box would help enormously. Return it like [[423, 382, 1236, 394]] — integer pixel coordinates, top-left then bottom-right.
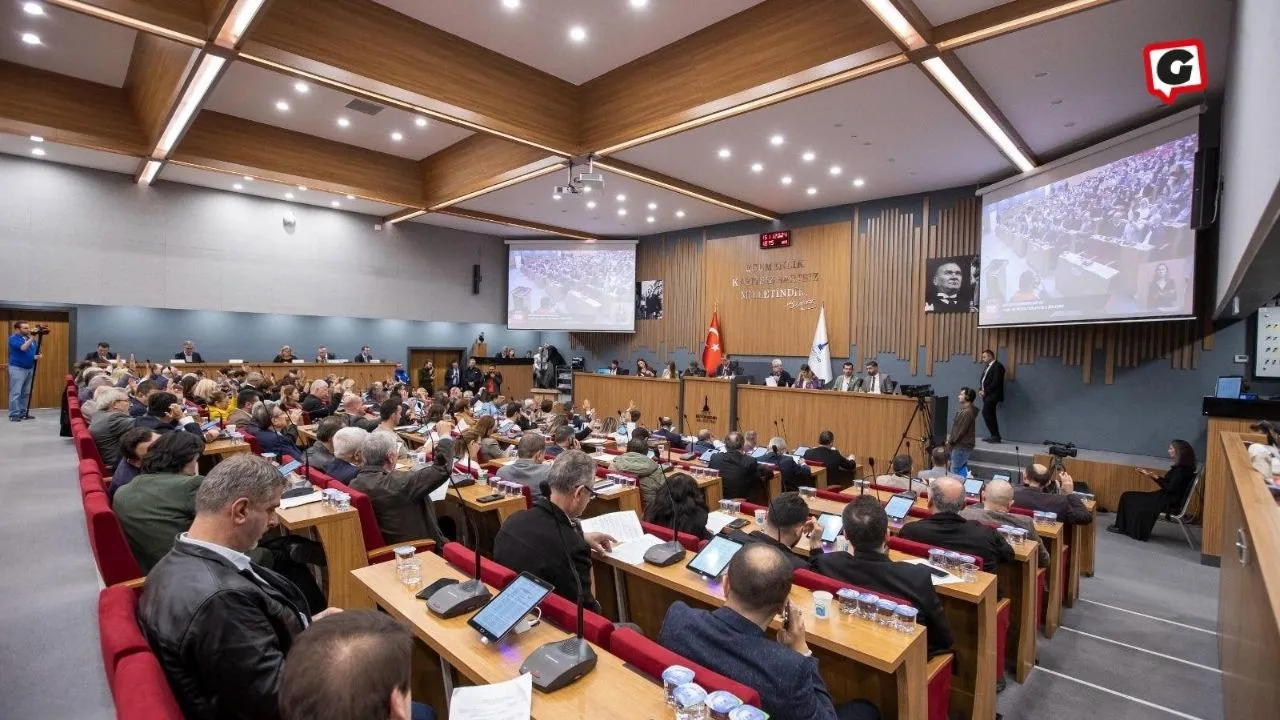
[[828, 362, 858, 392], [496, 432, 551, 498], [853, 360, 896, 394]]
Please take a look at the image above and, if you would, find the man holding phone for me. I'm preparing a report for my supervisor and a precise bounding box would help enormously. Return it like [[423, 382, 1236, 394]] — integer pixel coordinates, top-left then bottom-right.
[[725, 492, 824, 570], [658, 543, 880, 720]]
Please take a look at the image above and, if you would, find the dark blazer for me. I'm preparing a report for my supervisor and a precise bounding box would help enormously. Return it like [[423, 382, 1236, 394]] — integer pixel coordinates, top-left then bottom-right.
[[303, 442, 336, 473], [352, 352, 373, 363], [682, 367, 705, 377], [897, 511, 1014, 571], [768, 370, 794, 387], [759, 450, 814, 492], [811, 549, 953, 656], [708, 450, 770, 503], [659, 603, 841, 720], [350, 464, 450, 547], [173, 351, 205, 363], [271, 355, 296, 363], [129, 396, 148, 418], [803, 446, 857, 487], [327, 458, 359, 483], [494, 498, 600, 612], [138, 540, 311, 720], [1012, 486, 1093, 525], [445, 367, 462, 389], [653, 427, 685, 450], [299, 393, 335, 420], [251, 428, 305, 461], [714, 361, 742, 377], [85, 351, 120, 361], [463, 367, 483, 392], [725, 528, 818, 571], [134, 414, 205, 446], [980, 360, 1005, 403]]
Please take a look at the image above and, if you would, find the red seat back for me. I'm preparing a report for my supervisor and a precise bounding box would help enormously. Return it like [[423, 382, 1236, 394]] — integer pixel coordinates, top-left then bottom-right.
[[792, 568, 912, 607], [75, 433, 106, 475], [888, 536, 984, 569], [1007, 506, 1034, 518], [98, 585, 148, 685], [641, 521, 701, 552], [739, 500, 767, 515], [238, 431, 261, 454], [609, 628, 763, 707], [111, 652, 184, 720], [538, 591, 614, 648], [327, 479, 384, 553], [815, 489, 848, 503], [83, 492, 144, 586], [442, 543, 518, 589], [81, 471, 105, 498]]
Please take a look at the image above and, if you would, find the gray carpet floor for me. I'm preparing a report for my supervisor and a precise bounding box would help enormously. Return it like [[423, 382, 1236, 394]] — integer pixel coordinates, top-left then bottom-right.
[[0, 411, 1223, 720]]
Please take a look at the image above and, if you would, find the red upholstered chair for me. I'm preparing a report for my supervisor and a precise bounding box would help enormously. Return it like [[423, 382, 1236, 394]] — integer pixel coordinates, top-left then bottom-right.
[[98, 585, 149, 685], [641, 521, 702, 552], [442, 542, 517, 589], [609, 628, 763, 707], [739, 500, 767, 516], [280, 454, 336, 490], [75, 434, 106, 475], [83, 492, 144, 586], [111, 652, 184, 720], [537, 590, 615, 648], [80, 471, 105, 498], [240, 431, 262, 455], [325, 479, 435, 565], [815, 489, 848, 504]]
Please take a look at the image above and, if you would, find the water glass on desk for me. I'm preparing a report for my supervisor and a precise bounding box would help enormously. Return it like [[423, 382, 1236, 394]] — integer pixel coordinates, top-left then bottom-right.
[[943, 551, 962, 575], [673, 682, 708, 720], [858, 593, 879, 620], [894, 605, 918, 633], [836, 588, 858, 615], [662, 666, 695, 707], [958, 555, 978, 582], [798, 486, 817, 498], [1033, 511, 1054, 528]]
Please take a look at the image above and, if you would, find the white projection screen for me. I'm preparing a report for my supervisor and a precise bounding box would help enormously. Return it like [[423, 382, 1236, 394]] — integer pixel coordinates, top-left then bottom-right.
[[506, 240, 637, 332], [977, 112, 1201, 328]]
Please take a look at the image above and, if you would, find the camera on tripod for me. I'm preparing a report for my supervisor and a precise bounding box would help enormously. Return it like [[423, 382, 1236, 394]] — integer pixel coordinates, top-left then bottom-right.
[[1044, 439, 1077, 459], [899, 384, 935, 399], [31, 323, 50, 336]]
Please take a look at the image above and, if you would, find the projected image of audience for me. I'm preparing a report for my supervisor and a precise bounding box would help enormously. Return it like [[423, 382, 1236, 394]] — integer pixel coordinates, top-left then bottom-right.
[[979, 133, 1198, 326], [508, 247, 636, 331]]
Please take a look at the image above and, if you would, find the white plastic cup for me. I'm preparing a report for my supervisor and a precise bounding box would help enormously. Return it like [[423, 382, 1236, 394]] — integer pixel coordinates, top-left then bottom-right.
[[813, 590, 833, 620], [754, 508, 767, 525]]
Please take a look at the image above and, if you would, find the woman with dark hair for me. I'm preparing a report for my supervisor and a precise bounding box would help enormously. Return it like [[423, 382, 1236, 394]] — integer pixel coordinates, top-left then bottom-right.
[[644, 472, 710, 540], [635, 359, 657, 378], [112, 431, 204, 572], [277, 384, 302, 412], [1109, 440, 1198, 540], [1146, 262, 1178, 308], [794, 363, 823, 389], [662, 361, 678, 379]]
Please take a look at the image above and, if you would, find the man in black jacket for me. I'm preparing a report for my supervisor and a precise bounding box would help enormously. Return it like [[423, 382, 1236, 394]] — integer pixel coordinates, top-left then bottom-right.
[[174, 340, 204, 363], [726, 492, 823, 570], [445, 361, 462, 391], [899, 476, 1014, 572], [653, 416, 685, 450], [462, 358, 483, 394], [812, 496, 953, 656], [494, 450, 617, 611], [139, 454, 343, 720], [708, 431, 770, 504], [351, 430, 451, 547], [134, 392, 217, 445], [300, 379, 338, 420], [803, 431, 858, 487], [978, 348, 1005, 443], [1012, 463, 1093, 526], [85, 342, 118, 362]]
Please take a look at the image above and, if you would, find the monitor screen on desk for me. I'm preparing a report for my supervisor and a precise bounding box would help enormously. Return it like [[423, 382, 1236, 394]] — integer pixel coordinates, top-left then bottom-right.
[[467, 572, 553, 643], [1215, 376, 1243, 399], [687, 535, 744, 579]]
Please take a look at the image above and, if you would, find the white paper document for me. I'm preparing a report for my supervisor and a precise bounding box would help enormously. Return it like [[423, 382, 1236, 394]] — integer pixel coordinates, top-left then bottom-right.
[[606, 534, 666, 565], [578, 511, 644, 543], [704, 510, 740, 535], [449, 673, 533, 720], [900, 558, 964, 585], [278, 491, 323, 509]]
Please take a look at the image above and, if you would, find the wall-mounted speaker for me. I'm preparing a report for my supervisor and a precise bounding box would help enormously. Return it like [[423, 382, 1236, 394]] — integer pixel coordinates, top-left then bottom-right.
[[1191, 146, 1220, 230], [472, 264, 481, 295]]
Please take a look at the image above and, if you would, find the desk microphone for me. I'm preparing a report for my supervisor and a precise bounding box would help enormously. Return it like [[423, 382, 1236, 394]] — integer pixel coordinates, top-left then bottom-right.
[[1014, 445, 1023, 485], [864, 457, 876, 496], [520, 508, 597, 692], [644, 495, 687, 567], [426, 439, 491, 618], [780, 418, 788, 438]]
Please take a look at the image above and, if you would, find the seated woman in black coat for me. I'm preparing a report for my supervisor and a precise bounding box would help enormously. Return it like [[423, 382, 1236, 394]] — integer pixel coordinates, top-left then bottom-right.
[[644, 472, 710, 540], [1109, 439, 1197, 541]]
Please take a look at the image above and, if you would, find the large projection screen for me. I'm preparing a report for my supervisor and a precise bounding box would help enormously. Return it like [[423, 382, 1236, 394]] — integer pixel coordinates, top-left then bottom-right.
[[506, 241, 637, 332], [977, 113, 1200, 328]]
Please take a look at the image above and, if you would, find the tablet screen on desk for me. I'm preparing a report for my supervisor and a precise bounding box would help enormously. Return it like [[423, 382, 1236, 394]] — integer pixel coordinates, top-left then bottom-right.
[[277, 460, 303, 477], [687, 535, 744, 579], [818, 513, 843, 543], [200, 420, 220, 432], [467, 572, 553, 643], [964, 479, 984, 496], [884, 495, 914, 521], [700, 450, 714, 463]]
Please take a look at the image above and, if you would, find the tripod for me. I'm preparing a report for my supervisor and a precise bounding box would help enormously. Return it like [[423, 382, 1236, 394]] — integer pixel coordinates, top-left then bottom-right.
[[892, 394, 935, 464]]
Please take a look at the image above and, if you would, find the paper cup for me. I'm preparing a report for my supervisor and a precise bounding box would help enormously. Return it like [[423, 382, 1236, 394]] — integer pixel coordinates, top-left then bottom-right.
[[813, 590, 833, 619]]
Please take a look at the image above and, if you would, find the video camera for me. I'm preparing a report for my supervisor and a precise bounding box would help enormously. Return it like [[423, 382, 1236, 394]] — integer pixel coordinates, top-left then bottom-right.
[[1044, 439, 1078, 459], [900, 384, 935, 399], [31, 323, 51, 336]]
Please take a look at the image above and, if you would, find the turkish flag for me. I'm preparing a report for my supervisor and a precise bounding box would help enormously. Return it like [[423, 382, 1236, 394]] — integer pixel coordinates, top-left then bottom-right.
[[701, 311, 723, 373]]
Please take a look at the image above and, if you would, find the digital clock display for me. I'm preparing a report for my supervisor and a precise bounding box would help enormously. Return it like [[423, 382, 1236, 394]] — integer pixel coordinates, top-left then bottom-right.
[[759, 230, 792, 249]]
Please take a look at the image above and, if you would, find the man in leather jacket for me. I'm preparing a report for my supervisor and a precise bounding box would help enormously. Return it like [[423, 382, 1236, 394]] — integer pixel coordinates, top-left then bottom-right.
[[138, 453, 342, 720]]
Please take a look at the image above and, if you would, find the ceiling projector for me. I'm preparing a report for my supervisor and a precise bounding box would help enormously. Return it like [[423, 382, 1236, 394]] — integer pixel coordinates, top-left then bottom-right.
[[555, 184, 583, 195], [575, 172, 604, 188]]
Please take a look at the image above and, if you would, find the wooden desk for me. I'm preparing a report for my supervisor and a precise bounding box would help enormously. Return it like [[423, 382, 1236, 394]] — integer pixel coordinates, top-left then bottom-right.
[[471, 358, 534, 402], [353, 555, 673, 719], [275, 492, 373, 610], [175, 362, 397, 390], [198, 436, 251, 473], [1217, 431, 1280, 719], [592, 552, 930, 720], [681, 376, 734, 437], [571, 374, 681, 429], [662, 450, 811, 500]]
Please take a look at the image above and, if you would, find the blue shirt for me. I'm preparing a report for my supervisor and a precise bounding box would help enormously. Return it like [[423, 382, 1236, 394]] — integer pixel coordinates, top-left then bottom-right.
[[8, 333, 36, 369], [394, 369, 409, 384]]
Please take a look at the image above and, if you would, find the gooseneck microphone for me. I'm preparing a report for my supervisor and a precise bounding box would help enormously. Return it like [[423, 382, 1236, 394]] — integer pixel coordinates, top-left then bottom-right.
[[520, 503, 598, 692], [426, 440, 491, 618], [864, 457, 876, 496], [644, 489, 687, 567]]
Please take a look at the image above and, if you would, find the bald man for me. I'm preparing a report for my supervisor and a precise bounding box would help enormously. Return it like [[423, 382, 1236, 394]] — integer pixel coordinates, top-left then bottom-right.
[[1012, 463, 1093, 525], [960, 479, 1049, 567], [898, 476, 1014, 571]]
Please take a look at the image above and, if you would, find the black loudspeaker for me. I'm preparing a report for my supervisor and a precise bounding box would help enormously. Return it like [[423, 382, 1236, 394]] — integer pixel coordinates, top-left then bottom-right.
[[1191, 146, 1220, 230], [929, 395, 950, 449], [472, 264, 481, 295]]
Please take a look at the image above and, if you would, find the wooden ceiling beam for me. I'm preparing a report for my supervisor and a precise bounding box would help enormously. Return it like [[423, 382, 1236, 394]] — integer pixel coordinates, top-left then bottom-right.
[[43, 0, 211, 46], [123, 33, 199, 152], [171, 111, 424, 207], [934, 0, 1118, 51], [0, 61, 146, 156], [421, 135, 564, 211], [434, 209, 600, 243]]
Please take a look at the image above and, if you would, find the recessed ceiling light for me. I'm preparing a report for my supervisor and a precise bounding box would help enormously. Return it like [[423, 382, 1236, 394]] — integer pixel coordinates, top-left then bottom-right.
[[30, 147, 45, 156], [284, 192, 294, 200], [629, 0, 649, 7], [676, 210, 685, 218], [297, 185, 307, 191], [23, 3, 44, 16], [769, 134, 785, 146], [806, 187, 818, 196], [717, 148, 731, 159], [780, 175, 792, 185], [336, 117, 350, 128], [582, 186, 592, 193], [829, 165, 842, 176], [243, 175, 253, 181], [21, 32, 41, 45], [647, 202, 657, 210], [618, 208, 627, 216], [568, 25, 587, 43], [346, 194, 355, 200], [615, 194, 626, 202], [802, 151, 815, 162], [29, 135, 43, 143], [853, 178, 866, 188], [414, 117, 428, 128], [331, 200, 340, 207], [646, 216, 655, 223], [390, 131, 403, 141], [587, 201, 597, 209], [553, 193, 561, 200], [750, 163, 763, 173], [502, 0, 520, 9], [293, 81, 308, 94], [233, 183, 243, 190], [275, 100, 289, 112]]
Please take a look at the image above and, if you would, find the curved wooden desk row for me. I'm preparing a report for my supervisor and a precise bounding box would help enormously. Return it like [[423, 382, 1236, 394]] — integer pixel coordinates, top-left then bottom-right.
[[163, 362, 406, 389], [573, 373, 935, 477]]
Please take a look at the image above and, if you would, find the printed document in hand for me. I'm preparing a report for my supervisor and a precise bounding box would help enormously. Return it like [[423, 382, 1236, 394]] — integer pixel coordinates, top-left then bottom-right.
[[449, 672, 533, 720], [900, 557, 963, 585], [578, 511, 663, 565]]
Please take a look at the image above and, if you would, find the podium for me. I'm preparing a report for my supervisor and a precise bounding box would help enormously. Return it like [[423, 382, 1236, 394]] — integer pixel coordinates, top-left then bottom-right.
[[471, 342, 487, 358]]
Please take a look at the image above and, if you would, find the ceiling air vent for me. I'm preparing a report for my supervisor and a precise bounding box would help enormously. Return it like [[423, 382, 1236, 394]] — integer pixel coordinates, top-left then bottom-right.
[[344, 98, 385, 116]]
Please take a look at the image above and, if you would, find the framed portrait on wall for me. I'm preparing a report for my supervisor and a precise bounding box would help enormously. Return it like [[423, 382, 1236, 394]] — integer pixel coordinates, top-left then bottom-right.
[[924, 255, 980, 313]]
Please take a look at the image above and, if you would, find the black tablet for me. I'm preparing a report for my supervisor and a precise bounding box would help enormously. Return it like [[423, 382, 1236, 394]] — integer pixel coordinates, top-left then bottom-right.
[[467, 572, 554, 643], [818, 513, 843, 543], [884, 494, 914, 522], [686, 535, 744, 579], [963, 478, 984, 496], [277, 459, 303, 477]]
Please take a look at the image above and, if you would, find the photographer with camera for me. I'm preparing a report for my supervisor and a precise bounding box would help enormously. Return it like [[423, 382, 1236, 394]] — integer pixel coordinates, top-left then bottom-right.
[[8, 321, 44, 422], [1013, 462, 1093, 526]]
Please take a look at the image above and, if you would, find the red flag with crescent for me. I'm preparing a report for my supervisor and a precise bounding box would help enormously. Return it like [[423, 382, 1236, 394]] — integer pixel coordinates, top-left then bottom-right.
[[702, 311, 723, 373]]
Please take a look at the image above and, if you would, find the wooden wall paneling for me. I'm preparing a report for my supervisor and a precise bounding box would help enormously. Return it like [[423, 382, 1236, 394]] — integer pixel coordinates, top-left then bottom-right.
[[172, 111, 424, 206], [1201, 417, 1257, 559], [124, 33, 198, 149], [570, 375, 681, 426], [682, 377, 733, 439], [0, 61, 147, 157], [934, 0, 1119, 51]]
